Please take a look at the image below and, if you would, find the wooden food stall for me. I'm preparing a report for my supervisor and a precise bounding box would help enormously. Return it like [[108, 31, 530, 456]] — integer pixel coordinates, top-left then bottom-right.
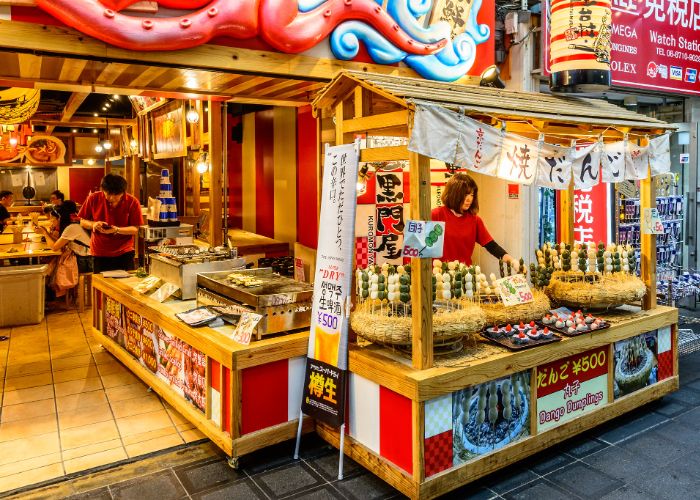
[[91, 274, 313, 468], [312, 71, 678, 499]]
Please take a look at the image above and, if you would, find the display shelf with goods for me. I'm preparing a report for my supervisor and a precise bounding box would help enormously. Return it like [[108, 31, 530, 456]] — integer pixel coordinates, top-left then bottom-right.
[[312, 71, 678, 499], [616, 175, 684, 278]]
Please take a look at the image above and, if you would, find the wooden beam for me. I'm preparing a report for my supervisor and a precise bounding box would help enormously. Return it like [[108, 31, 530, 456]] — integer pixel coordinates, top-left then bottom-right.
[[359, 145, 409, 162], [30, 117, 135, 128], [343, 110, 409, 134], [17, 53, 41, 79], [640, 170, 657, 310], [0, 20, 428, 82], [225, 76, 273, 95], [208, 100, 223, 246], [227, 96, 308, 107], [58, 58, 88, 83], [409, 151, 433, 370], [54, 91, 90, 134], [96, 62, 131, 85]]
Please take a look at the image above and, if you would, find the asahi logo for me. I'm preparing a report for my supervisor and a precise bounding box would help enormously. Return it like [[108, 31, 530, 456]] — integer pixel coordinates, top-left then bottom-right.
[[647, 62, 658, 78]]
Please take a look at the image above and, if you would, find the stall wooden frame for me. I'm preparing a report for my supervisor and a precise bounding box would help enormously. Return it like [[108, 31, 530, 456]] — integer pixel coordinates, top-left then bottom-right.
[[311, 71, 678, 499], [90, 275, 314, 467]]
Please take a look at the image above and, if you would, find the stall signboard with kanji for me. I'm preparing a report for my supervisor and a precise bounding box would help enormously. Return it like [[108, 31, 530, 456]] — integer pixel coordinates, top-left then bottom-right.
[[573, 182, 611, 244], [302, 142, 360, 427], [544, 0, 700, 95], [124, 308, 143, 361], [536, 346, 609, 432]]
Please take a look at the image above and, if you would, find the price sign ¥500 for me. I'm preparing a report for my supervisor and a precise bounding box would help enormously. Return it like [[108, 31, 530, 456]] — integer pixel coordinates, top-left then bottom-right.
[[495, 274, 534, 307], [402, 220, 445, 259]]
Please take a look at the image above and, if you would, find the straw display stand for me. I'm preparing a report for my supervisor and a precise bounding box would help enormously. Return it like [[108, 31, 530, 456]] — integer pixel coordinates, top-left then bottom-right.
[[351, 300, 485, 347], [545, 271, 646, 310], [479, 289, 551, 325]]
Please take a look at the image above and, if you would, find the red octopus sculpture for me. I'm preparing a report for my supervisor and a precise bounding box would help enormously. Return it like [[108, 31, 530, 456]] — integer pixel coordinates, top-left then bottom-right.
[[35, 0, 447, 55]]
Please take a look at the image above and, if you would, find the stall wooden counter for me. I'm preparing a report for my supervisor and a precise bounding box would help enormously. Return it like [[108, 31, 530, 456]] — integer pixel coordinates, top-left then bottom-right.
[[318, 306, 678, 499], [91, 274, 312, 467]]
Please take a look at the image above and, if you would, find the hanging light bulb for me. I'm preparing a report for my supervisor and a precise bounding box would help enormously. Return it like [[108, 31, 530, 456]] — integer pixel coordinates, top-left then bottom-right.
[[102, 139, 112, 151], [186, 108, 200, 124], [94, 144, 103, 153], [9, 137, 17, 147], [195, 152, 209, 174]]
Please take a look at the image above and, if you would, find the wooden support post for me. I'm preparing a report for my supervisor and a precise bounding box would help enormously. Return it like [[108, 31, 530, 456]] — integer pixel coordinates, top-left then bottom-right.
[[208, 100, 223, 246], [640, 171, 657, 310], [559, 179, 575, 245], [409, 150, 433, 370], [335, 101, 345, 146], [129, 154, 140, 202]]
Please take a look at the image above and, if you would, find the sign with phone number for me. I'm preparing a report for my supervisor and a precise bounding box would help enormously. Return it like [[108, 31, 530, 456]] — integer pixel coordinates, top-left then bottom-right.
[[536, 346, 609, 432]]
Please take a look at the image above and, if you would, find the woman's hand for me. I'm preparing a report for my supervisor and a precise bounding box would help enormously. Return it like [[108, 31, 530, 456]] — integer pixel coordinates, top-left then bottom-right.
[[502, 254, 516, 265]]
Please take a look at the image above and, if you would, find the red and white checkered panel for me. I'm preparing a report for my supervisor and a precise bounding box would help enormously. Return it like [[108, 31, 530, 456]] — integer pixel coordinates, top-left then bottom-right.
[[657, 326, 674, 381], [424, 394, 453, 477], [355, 237, 369, 269]]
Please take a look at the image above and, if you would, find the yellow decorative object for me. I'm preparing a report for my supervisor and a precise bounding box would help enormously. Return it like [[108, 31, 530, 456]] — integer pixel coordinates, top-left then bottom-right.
[[0, 88, 40, 125]]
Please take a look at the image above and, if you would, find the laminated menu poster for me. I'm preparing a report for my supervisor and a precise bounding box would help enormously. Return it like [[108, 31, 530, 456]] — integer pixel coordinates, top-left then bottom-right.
[[124, 308, 143, 361], [182, 344, 206, 413], [104, 296, 124, 346], [140, 318, 159, 374], [156, 328, 185, 397]]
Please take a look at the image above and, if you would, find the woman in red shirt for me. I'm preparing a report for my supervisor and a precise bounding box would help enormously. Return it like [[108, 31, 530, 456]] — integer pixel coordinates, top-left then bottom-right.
[[431, 173, 514, 266]]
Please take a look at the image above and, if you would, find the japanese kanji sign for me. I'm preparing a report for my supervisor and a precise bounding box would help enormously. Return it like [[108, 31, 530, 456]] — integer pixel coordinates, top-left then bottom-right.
[[537, 141, 572, 189], [536, 346, 609, 432], [573, 183, 610, 244], [459, 115, 502, 176], [403, 220, 445, 258], [497, 134, 538, 185], [302, 142, 359, 427], [571, 142, 602, 190], [601, 141, 626, 183]]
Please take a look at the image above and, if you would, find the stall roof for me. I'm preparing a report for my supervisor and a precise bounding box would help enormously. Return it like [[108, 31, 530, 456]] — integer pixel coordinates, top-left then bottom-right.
[[313, 71, 674, 131]]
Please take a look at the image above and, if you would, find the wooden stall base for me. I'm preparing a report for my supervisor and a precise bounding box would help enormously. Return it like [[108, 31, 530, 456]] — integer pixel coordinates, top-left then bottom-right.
[[319, 376, 678, 500]]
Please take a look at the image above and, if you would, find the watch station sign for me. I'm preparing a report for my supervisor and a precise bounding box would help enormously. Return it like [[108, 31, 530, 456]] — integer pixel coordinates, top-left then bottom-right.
[[545, 0, 700, 95]]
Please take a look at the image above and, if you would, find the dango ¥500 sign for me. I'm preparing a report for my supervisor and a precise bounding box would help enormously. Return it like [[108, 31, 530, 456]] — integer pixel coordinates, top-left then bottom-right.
[[32, 0, 494, 82], [545, 0, 700, 95], [536, 346, 609, 432]]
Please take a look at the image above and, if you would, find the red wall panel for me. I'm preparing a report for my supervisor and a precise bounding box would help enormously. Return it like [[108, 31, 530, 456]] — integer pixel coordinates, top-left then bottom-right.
[[241, 359, 288, 434], [69, 167, 104, 205], [227, 114, 243, 229], [296, 107, 318, 249], [379, 386, 413, 474], [255, 110, 275, 238]]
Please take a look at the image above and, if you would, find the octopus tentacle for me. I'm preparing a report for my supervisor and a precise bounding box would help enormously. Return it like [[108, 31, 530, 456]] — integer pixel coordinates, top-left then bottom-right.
[[258, 0, 447, 55], [35, 0, 260, 52]]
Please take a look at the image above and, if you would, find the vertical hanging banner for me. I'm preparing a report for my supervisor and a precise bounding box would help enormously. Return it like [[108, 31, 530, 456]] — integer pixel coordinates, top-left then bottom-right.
[[301, 142, 359, 427]]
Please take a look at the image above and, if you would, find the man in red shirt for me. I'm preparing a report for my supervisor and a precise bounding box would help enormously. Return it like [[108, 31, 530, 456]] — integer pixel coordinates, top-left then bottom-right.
[[78, 174, 143, 273]]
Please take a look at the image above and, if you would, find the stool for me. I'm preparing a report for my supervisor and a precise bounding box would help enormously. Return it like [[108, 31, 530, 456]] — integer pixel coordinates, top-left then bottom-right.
[[65, 273, 93, 312]]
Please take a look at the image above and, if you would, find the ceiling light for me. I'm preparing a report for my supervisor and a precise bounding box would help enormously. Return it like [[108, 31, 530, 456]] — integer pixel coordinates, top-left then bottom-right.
[[112, 95, 121, 100], [479, 65, 506, 89], [93, 113, 99, 117], [71, 129, 77, 133], [9, 137, 17, 146], [104, 102, 111, 108], [102, 107, 108, 111], [185, 77, 198, 89], [186, 108, 200, 124], [93, 128, 98, 134], [102, 139, 112, 151], [87, 159, 95, 165], [94, 144, 103, 153]]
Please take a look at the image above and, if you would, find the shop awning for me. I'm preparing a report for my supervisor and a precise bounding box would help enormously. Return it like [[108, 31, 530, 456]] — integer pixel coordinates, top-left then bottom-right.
[[313, 71, 674, 132]]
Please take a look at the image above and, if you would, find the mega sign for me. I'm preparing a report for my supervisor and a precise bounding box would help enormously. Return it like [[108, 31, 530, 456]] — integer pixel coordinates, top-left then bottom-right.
[[31, 0, 494, 82], [545, 0, 700, 94]]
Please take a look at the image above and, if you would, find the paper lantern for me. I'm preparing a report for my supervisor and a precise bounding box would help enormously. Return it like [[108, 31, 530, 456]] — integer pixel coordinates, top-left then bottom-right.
[[549, 0, 612, 92], [0, 88, 40, 125]]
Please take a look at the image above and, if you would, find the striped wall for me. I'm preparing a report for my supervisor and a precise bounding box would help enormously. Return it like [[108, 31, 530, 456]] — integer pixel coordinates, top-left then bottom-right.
[[229, 106, 319, 250]]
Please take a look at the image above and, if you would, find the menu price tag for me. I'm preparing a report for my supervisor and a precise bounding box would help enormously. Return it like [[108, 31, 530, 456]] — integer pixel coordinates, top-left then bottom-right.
[[642, 208, 665, 235], [495, 274, 533, 306], [231, 312, 263, 345], [402, 220, 445, 258]]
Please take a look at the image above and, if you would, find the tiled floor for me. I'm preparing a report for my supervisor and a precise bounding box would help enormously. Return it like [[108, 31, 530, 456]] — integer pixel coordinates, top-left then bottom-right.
[[0, 307, 206, 494], [5, 308, 700, 499]]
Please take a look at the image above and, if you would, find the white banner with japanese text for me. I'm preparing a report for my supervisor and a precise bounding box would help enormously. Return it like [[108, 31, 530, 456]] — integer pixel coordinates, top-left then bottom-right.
[[571, 142, 602, 190], [625, 140, 649, 180], [536, 141, 572, 189], [649, 133, 672, 176], [601, 141, 626, 183], [301, 142, 359, 428], [497, 133, 539, 185], [457, 114, 502, 176]]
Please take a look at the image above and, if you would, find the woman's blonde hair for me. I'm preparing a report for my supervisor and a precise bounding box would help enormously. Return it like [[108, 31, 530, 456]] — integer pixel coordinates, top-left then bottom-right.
[[441, 173, 479, 215]]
